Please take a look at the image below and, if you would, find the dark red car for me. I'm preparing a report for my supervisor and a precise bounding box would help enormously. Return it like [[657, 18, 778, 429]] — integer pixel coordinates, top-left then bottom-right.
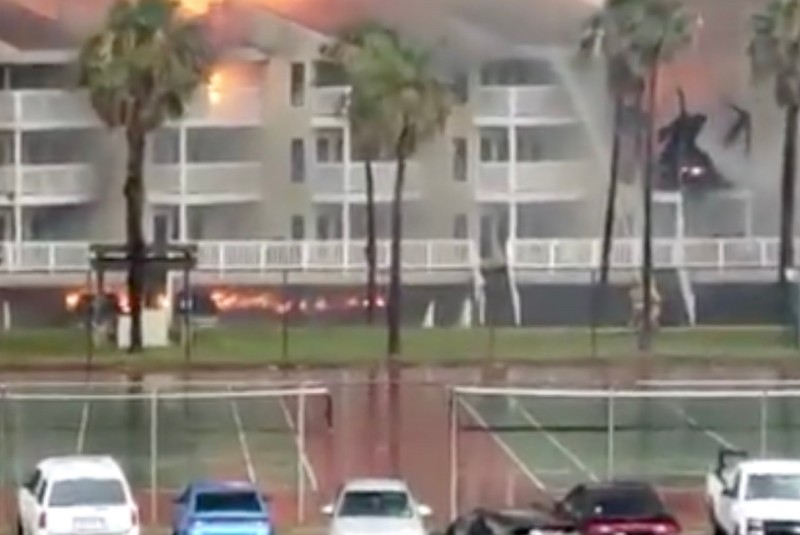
[[545, 481, 681, 535]]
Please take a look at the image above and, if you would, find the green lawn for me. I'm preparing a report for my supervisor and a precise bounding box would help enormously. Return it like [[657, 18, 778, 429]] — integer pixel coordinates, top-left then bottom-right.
[[0, 325, 795, 367]]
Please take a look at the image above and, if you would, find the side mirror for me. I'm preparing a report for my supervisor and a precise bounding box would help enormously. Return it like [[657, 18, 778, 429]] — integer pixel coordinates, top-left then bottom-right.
[[417, 504, 432, 518], [321, 504, 335, 516]]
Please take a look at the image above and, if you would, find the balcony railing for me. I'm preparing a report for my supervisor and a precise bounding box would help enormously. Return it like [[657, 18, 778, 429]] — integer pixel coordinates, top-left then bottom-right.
[[311, 86, 349, 117], [0, 238, 793, 274], [0, 240, 477, 272], [147, 162, 262, 200], [476, 160, 593, 198], [0, 87, 262, 128], [0, 164, 97, 201], [310, 162, 420, 201], [475, 86, 575, 121]]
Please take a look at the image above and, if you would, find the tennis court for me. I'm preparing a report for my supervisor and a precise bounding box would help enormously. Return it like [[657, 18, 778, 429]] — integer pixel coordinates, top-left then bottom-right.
[[456, 386, 800, 492], [0, 382, 329, 521]]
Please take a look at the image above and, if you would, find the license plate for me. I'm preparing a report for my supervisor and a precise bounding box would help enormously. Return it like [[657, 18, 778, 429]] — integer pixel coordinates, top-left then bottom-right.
[[72, 517, 106, 532]]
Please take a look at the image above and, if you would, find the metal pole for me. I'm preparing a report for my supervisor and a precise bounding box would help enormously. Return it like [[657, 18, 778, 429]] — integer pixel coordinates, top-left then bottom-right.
[[607, 389, 615, 478], [760, 390, 768, 456], [281, 270, 289, 362], [297, 389, 306, 523], [182, 264, 191, 366], [449, 389, 458, 521], [84, 269, 94, 372], [0, 387, 7, 529], [150, 387, 158, 526]]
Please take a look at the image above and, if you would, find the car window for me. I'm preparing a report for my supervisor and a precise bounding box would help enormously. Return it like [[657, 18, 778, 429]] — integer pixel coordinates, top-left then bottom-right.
[[338, 491, 412, 518], [195, 492, 262, 513], [585, 488, 663, 518], [23, 470, 41, 493], [746, 474, 800, 500], [48, 479, 127, 507], [36, 479, 48, 505]]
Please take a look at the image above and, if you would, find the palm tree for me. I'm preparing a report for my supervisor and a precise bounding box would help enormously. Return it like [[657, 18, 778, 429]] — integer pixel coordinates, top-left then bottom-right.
[[78, 0, 212, 352], [340, 27, 453, 358], [581, 0, 692, 350], [322, 26, 390, 325], [750, 0, 800, 285]]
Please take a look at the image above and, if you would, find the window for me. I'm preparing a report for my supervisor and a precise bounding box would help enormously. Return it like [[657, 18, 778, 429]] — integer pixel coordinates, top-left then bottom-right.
[[23, 469, 41, 493], [291, 138, 305, 182], [48, 479, 127, 507], [36, 479, 48, 504], [516, 125, 586, 162], [453, 214, 467, 239], [584, 488, 663, 518], [315, 129, 344, 162], [452, 138, 467, 181], [9, 64, 71, 89], [290, 62, 305, 107], [338, 491, 412, 518], [186, 127, 258, 162], [195, 492, 262, 513], [151, 128, 179, 164], [746, 474, 800, 500], [479, 58, 555, 86], [452, 72, 469, 103], [291, 215, 305, 240], [479, 128, 508, 162], [314, 61, 348, 87], [22, 129, 97, 164]]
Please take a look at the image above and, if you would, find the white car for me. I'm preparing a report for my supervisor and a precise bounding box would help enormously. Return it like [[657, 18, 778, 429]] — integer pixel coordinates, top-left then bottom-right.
[[16, 455, 139, 535], [322, 478, 432, 535], [707, 448, 800, 535]]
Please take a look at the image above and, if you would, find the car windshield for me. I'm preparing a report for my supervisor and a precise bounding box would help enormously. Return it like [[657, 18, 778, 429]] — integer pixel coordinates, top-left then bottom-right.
[[195, 491, 263, 513], [747, 474, 800, 500], [49, 478, 127, 507], [338, 491, 412, 518], [586, 489, 662, 518]]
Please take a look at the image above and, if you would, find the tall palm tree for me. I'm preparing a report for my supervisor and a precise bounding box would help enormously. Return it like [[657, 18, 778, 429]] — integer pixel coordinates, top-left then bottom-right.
[[78, 0, 212, 352], [581, 0, 692, 350], [343, 27, 453, 358], [750, 0, 800, 285], [322, 26, 389, 325]]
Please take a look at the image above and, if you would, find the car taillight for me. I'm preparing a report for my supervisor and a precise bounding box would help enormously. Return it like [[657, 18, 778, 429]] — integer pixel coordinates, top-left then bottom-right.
[[654, 521, 680, 534], [587, 523, 612, 535], [38, 512, 46, 529], [131, 509, 139, 527]]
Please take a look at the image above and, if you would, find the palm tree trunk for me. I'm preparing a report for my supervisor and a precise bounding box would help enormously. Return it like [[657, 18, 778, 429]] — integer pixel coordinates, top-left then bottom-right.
[[364, 159, 377, 325], [600, 96, 624, 284], [640, 65, 659, 352], [387, 131, 408, 359], [779, 104, 798, 285], [124, 127, 147, 353]]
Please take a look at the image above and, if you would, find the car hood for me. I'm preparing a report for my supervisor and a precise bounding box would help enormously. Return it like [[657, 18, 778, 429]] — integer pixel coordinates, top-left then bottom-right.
[[331, 516, 425, 535], [741, 500, 800, 521]]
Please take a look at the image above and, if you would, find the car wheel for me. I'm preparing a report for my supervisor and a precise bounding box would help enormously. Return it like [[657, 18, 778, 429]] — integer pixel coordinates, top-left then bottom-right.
[[16, 519, 23, 535]]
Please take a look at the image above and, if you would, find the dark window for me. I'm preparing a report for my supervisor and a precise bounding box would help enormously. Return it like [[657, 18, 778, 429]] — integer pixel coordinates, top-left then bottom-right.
[[36, 479, 48, 504], [314, 61, 348, 87], [583, 487, 663, 518], [9, 64, 72, 89], [479, 58, 555, 86], [48, 479, 127, 507], [195, 492, 262, 513], [316, 215, 328, 240], [0, 130, 14, 164], [453, 214, 467, 239], [291, 215, 305, 239], [452, 72, 469, 103], [315, 129, 344, 162], [21, 129, 97, 164], [453, 138, 467, 181], [338, 491, 412, 518], [290, 62, 305, 107], [291, 138, 305, 182], [151, 128, 179, 164], [480, 128, 508, 162], [186, 127, 258, 163]]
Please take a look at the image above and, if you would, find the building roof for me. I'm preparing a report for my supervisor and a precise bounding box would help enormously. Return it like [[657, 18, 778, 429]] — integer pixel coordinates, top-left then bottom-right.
[[0, 0, 73, 51]]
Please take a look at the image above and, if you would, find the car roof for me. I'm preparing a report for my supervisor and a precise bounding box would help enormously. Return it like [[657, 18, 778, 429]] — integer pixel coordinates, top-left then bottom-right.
[[188, 480, 260, 494], [37, 456, 125, 481], [739, 460, 800, 475], [342, 478, 410, 492]]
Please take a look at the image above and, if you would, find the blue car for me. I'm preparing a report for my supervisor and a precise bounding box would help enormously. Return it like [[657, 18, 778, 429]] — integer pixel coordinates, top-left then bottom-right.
[[172, 481, 272, 535]]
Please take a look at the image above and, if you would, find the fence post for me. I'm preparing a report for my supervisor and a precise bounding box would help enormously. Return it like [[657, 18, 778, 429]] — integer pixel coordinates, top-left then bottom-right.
[[760, 390, 768, 456], [150, 387, 158, 526], [0, 386, 6, 530], [297, 389, 306, 523], [449, 388, 458, 521], [607, 389, 615, 478]]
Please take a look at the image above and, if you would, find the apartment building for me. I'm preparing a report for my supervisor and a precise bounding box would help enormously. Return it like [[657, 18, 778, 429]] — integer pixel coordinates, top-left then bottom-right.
[[0, 0, 766, 278]]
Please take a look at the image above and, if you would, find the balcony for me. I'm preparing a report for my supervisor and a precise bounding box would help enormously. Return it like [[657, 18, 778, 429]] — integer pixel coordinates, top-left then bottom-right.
[[311, 86, 348, 118], [0, 87, 262, 129], [474, 86, 576, 123], [0, 239, 476, 272], [476, 161, 593, 200], [309, 161, 421, 202], [0, 164, 97, 204], [146, 163, 262, 204]]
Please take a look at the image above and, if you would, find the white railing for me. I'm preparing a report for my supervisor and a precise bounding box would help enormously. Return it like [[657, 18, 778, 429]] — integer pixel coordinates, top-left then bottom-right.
[[0, 164, 97, 199], [0, 238, 795, 274], [309, 161, 420, 200], [474, 86, 576, 121], [476, 160, 593, 197], [0, 240, 476, 273], [513, 237, 786, 270], [147, 162, 262, 199], [0, 87, 262, 128]]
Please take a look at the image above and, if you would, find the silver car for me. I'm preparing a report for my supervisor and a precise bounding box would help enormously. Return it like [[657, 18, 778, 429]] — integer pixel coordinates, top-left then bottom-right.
[[322, 479, 432, 535]]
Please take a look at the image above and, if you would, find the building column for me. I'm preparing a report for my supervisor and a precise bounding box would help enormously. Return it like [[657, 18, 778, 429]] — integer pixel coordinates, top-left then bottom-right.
[[178, 122, 188, 241], [507, 89, 518, 264], [12, 93, 22, 246], [342, 125, 351, 268]]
